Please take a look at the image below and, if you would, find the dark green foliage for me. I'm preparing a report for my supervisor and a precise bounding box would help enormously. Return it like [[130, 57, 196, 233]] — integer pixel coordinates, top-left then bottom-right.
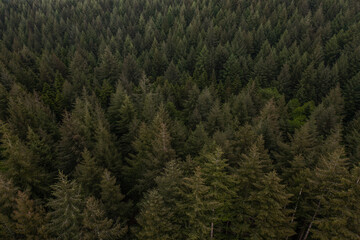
[[47, 172, 83, 240], [75, 149, 103, 197], [0, 174, 17, 238], [136, 189, 180, 240], [82, 197, 127, 240], [0, 0, 359, 239], [100, 169, 130, 220]]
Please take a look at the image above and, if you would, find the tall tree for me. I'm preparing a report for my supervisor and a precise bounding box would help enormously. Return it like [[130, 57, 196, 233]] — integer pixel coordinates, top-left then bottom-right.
[[82, 197, 127, 240], [136, 189, 180, 240], [46, 172, 83, 240], [100, 169, 130, 220]]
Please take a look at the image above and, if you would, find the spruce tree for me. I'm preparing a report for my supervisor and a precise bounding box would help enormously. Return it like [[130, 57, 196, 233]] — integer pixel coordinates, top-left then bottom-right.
[[47, 172, 83, 240], [178, 167, 212, 239], [75, 149, 103, 197], [100, 169, 130, 220], [82, 197, 127, 240], [12, 191, 46, 239], [136, 189, 180, 240], [201, 147, 236, 239], [246, 171, 295, 239], [0, 174, 17, 239]]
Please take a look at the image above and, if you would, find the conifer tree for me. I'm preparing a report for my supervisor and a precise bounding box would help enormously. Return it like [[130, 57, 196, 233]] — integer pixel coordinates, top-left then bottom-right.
[[108, 84, 136, 157], [345, 113, 360, 165], [75, 149, 103, 197], [0, 83, 8, 120], [178, 167, 212, 239], [100, 169, 130, 220], [12, 191, 46, 239], [0, 174, 17, 239], [305, 148, 355, 240], [125, 108, 176, 196], [232, 136, 273, 236], [201, 147, 236, 239], [245, 171, 294, 239], [185, 123, 209, 157], [47, 172, 83, 240], [136, 189, 180, 240], [0, 125, 51, 197], [82, 197, 127, 240]]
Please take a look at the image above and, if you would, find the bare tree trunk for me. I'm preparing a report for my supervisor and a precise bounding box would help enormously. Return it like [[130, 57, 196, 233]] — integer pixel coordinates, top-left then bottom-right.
[[303, 199, 321, 240], [291, 187, 303, 224], [210, 221, 214, 239], [286, 187, 303, 240]]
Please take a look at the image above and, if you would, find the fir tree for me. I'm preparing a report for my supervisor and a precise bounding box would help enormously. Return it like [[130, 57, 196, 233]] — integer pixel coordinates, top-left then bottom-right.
[[47, 172, 83, 240], [75, 149, 103, 197], [82, 197, 127, 240], [136, 189, 180, 240], [100, 169, 130, 220], [12, 191, 46, 239]]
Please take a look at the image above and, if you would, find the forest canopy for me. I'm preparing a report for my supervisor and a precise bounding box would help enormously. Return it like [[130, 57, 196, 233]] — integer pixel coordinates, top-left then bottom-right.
[[0, 0, 360, 239]]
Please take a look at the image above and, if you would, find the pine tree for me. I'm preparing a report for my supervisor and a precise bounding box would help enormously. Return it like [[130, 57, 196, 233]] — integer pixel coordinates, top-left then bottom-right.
[[92, 120, 122, 175], [125, 108, 176, 196], [47, 172, 83, 240], [254, 98, 284, 153], [12, 191, 46, 239], [82, 197, 127, 240], [95, 46, 121, 85], [185, 123, 209, 157], [310, 85, 344, 138], [75, 149, 103, 197], [108, 84, 136, 157], [201, 147, 236, 239], [7, 84, 57, 140], [345, 114, 360, 165], [306, 148, 356, 240], [100, 169, 130, 220], [0, 174, 17, 239], [136, 189, 180, 240], [178, 167, 212, 239], [0, 125, 51, 197], [245, 171, 295, 239]]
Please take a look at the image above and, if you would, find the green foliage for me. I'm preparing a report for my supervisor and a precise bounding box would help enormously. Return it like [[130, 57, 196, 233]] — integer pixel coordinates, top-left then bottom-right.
[[136, 189, 180, 240], [0, 0, 359, 239], [47, 172, 83, 240], [82, 197, 127, 240], [100, 169, 130, 220], [287, 99, 315, 131]]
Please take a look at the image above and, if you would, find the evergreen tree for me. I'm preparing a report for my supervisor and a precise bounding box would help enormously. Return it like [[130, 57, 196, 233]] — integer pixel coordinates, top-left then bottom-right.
[[100, 169, 130, 220], [125, 108, 176, 195], [136, 189, 180, 240], [306, 148, 356, 240], [47, 172, 83, 240], [0, 125, 51, 197], [12, 191, 47, 239], [0, 174, 17, 239], [178, 167, 212, 239], [82, 197, 127, 240], [75, 149, 103, 197], [201, 147, 236, 239], [245, 171, 295, 239]]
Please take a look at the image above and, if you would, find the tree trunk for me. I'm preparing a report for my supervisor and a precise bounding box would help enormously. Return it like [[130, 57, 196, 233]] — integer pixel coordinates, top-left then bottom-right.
[[210, 221, 214, 239], [303, 199, 321, 240], [286, 187, 303, 240]]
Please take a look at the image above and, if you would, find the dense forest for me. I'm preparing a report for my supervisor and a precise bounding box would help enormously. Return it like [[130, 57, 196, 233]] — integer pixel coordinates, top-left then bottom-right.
[[0, 0, 360, 239]]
